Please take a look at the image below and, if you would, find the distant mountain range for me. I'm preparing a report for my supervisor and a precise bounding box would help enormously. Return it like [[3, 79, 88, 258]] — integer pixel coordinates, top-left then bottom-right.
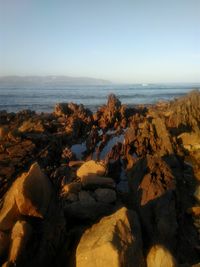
[[0, 76, 112, 87]]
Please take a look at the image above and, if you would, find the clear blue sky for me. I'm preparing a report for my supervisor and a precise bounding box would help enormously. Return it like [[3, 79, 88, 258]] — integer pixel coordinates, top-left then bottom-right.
[[0, 0, 199, 83]]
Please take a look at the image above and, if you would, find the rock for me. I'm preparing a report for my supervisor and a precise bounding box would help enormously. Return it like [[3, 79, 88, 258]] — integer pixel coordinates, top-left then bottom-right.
[[107, 94, 121, 110], [128, 155, 175, 206], [81, 175, 115, 189], [128, 155, 177, 248], [61, 182, 81, 196], [8, 220, 32, 265], [0, 162, 52, 231], [147, 245, 177, 267], [76, 207, 145, 267], [178, 132, 200, 151], [166, 90, 200, 132], [97, 94, 122, 129], [6, 140, 35, 159], [0, 189, 20, 231], [54, 103, 71, 116], [65, 193, 78, 202], [18, 119, 45, 133], [0, 231, 10, 257], [95, 188, 116, 203], [78, 191, 96, 205], [152, 114, 173, 155], [187, 206, 200, 217], [77, 160, 106, 180], [194, 185, 200, 204], [64, 201, 113, 221], [0, 126, 9, 141], [15, 162, 52, 218]]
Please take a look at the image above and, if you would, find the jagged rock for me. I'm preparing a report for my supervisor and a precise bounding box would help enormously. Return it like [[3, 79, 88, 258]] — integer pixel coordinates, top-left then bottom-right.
[[77, 160, 106, 180], [152, 114, 173, 155], [167, 90, 200, 130], [107, 94, 121, 110], [97, 94, 122, 129], [0, 126, 9, 141], [147, 245, 177, 267], [0, 162, 52, 231], [76, 207, 145, 267], [94, 188, 116, 203], [125, 112, 173, 158], [128, 155, 177, 248], [6, 140, 35, 159], [54, 103, 71, 116], [128, 155, 175, 206], [18, 119, 45, 133]]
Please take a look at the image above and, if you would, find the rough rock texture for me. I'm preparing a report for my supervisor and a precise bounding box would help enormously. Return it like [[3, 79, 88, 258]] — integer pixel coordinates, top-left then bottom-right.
[[128, 155, 177, 249], [166, 90, 200, 132], [1, 92, 200, 266], [76, 207, 145, 267]]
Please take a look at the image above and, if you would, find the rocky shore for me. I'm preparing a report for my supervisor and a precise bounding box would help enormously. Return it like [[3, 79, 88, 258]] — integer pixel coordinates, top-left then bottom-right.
[[0, 91, 200, 267]]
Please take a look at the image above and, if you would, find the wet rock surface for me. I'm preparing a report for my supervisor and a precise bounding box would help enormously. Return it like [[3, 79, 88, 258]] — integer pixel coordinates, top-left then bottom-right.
[[0, 91, 200, 266]]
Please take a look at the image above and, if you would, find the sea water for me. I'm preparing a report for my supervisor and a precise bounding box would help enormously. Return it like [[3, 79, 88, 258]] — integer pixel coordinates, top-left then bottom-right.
[[0, 83, 199, 113]]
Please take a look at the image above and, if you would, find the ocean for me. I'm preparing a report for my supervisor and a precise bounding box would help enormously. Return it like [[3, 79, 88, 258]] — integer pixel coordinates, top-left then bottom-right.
[[0, 83, 199, 113]]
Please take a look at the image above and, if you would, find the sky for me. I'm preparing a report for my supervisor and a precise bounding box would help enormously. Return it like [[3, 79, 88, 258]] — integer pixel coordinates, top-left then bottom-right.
[[0, 0, 200, 83]]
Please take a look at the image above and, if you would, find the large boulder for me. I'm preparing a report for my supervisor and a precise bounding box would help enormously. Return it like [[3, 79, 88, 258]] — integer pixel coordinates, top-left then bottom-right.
[[0, 162, 52, 230], [76, 207, 145, 267]]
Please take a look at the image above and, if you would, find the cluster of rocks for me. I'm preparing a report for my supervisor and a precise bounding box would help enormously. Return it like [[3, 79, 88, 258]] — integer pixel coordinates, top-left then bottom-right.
[[0, 91, 200, 266]]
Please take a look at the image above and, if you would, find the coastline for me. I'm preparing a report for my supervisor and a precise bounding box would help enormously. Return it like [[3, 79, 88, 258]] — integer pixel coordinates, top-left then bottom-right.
[[0, 91, 200, 266]]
